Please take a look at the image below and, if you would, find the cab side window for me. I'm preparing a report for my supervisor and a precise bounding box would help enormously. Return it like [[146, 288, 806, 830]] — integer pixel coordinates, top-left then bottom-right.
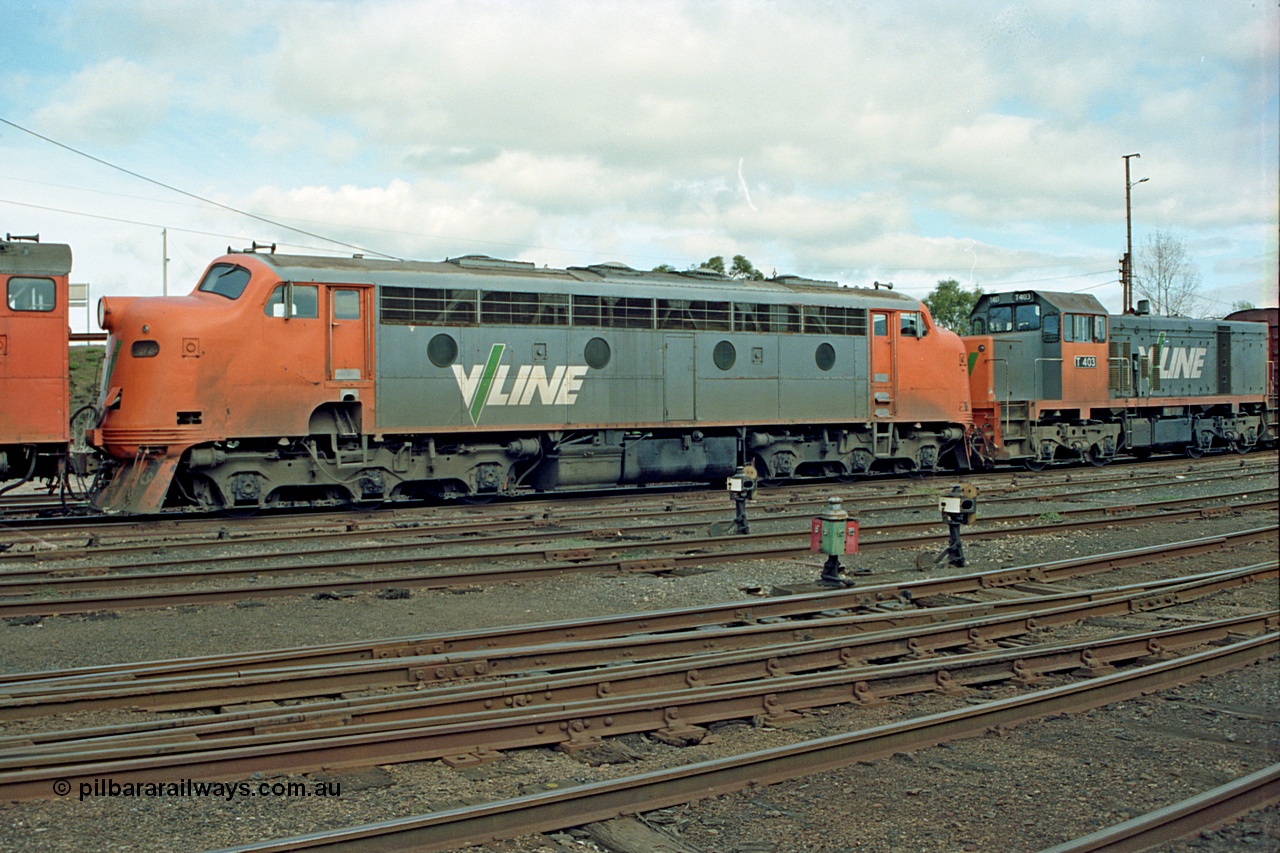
[[265, 284, 319, 318], [899, 311, 921, 337], [971, 317, 986, 335], [1093, 315, 1107, 343], [1042, 313, 1059, 342], [6, 277, 56, 311]]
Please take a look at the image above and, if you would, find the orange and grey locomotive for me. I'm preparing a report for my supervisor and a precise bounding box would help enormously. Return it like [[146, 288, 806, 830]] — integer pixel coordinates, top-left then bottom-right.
[[89, 249, 974, 513], [964, 291, 1273, 468]]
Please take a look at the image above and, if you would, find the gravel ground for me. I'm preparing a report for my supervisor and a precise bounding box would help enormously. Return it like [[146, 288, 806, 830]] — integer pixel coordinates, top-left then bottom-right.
[[0, 464, 1276, 852]]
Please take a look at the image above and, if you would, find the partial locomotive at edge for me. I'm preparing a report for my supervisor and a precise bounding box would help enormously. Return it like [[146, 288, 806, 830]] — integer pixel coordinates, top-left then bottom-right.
[[1, 235, 1275, 514]]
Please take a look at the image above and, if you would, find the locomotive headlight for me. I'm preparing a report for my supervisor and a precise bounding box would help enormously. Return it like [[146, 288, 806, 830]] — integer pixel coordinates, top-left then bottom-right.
[[97, 297, 110, 331]]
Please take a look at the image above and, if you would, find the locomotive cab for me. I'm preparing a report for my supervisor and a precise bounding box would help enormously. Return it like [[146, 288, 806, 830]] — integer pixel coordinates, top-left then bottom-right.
[[968, 291, 1109, 406], [92, 250, 376, 512], [964, 291, 1114, 466]]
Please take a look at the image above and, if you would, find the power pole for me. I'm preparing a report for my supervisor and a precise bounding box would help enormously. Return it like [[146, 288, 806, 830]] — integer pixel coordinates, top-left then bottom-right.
[[1122, 153, 1148, 313]]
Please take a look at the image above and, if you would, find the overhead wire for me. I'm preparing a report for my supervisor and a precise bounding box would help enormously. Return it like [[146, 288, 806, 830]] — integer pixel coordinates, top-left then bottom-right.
[[0, 117, 402, 260], [0, 198, 363, 256]]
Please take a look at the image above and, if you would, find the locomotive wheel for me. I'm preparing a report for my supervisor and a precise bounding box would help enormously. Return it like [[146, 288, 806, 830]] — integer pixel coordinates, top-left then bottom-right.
[[1084, 449, 1111, 467], [1185, 444, 1204, 459], [1023, 458, 1048, 472], [1232, 438, 1254, 455]]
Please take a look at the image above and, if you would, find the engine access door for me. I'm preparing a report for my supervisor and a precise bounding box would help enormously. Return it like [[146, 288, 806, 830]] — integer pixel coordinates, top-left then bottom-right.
[[663, 334, 695, 421], [327, 287, 370, 382]]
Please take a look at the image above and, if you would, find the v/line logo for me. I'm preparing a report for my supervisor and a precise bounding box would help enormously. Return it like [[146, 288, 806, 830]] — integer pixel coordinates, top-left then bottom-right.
[[1138, 333, 1208, 380], [452, 344, 589, 425]]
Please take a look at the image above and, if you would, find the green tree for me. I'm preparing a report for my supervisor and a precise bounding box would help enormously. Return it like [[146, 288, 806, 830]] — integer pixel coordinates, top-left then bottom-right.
[[923, 278, 983, 333], [699, 256, 727, 274], [651, 263, 678, 273], [1230, 300, 1256, 312], [730, 254, 765, 280]]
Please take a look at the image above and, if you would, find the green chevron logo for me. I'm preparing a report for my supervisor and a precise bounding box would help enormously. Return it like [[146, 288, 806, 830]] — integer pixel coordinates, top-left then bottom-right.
[[452, 344, 506, 425]]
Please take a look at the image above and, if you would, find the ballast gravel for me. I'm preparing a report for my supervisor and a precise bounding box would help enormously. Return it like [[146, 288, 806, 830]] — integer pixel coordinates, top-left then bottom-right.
[[0, 466, 1276, 852]]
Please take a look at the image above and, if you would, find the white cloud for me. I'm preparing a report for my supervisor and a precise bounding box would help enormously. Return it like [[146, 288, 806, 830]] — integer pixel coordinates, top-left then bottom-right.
[[33, 58, 174, 145], [2, 0, 1275, 314]]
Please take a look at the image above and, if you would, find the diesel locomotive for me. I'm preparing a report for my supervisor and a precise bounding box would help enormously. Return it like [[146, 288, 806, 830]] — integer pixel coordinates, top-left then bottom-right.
[[89, 248, 974, 513], [964, 290, 1274, 467]]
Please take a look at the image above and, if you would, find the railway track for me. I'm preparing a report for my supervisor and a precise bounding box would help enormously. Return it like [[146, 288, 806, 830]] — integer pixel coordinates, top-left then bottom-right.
[[0, 476, 1274, 618], [2, 452, 1271, 539], [2, 457, 1273, 560], [1, 529, 1273, 719], [2, 455, 1274, 852], [1041, 764, 1280, 852], [0, 548, 1273, 800], [0, 559, 1273, 748], [179, 635, 1273, 853]]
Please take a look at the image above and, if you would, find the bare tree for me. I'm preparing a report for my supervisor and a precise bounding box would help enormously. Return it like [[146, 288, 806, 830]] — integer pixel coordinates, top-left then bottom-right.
[[1134, 228, 1204, 317]]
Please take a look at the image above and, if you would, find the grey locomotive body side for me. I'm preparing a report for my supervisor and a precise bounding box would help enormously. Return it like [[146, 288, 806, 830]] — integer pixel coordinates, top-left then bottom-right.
[[1108, 314, 1269, 400], [369, 259, 902, 493], [375, 291, 876, 431]]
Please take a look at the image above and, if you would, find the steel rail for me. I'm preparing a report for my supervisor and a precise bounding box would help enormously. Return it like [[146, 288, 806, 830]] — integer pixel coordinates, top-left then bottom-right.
[[3, 461, 1270, 563], [1, 612, 1273, 803], [2, 485, 1273, 590], [1, 559, 1272, 729], [1038, 764, 1280, 852], [2, 526, 1273, 696], [4, 451, 1267, 537], [0, 494, 1273, 619], [198, 634, 1279, 853], [4, 592, 1273, 770]]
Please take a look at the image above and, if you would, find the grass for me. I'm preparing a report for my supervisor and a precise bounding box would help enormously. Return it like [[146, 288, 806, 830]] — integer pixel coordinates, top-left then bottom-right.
[[69, 345, 105, 413]]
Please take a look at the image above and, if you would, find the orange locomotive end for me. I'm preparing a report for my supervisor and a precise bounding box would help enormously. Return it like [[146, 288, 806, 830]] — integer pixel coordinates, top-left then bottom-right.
[[0, 237, 71, 486], [885, 305, 974, 426], [91, 252, 374, 513]]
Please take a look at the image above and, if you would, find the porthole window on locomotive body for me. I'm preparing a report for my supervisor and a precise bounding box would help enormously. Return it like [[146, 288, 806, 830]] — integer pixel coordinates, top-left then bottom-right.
[[428, 333, 458, 368], [815, 342, 836, 371], [584, 337, 611, 369], [713, 340, 736, 370]]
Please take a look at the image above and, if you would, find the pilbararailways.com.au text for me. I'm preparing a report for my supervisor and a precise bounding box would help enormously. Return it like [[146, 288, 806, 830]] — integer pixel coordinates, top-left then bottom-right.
[[58, 777, 342, 801]]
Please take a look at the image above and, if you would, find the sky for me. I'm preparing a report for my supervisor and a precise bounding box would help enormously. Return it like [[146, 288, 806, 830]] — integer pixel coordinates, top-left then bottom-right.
[[1, 0, 1276, 332]]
